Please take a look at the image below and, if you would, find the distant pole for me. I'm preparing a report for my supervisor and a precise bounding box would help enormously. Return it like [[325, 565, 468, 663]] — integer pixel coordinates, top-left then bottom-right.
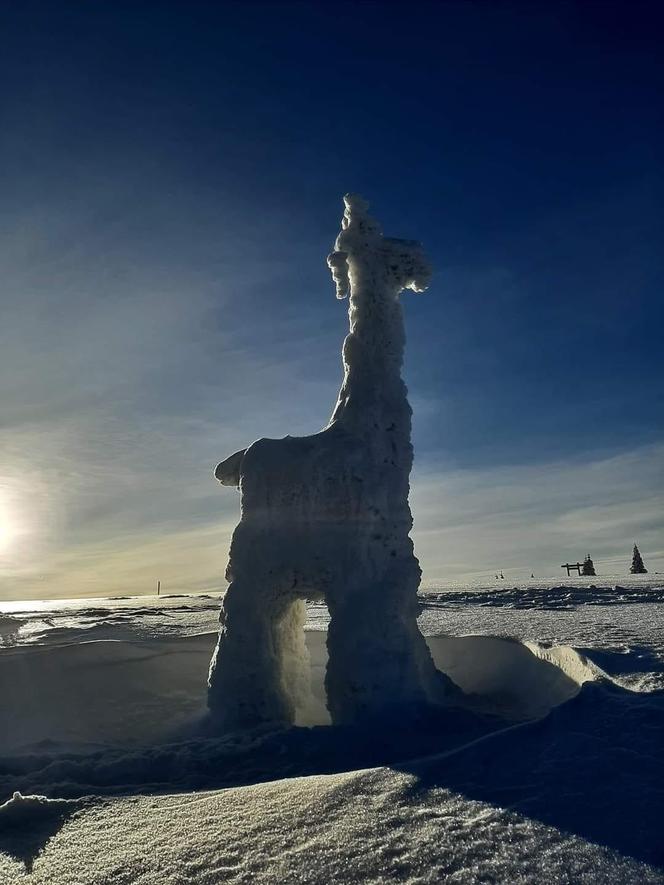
[[157, 580, 161, 596]]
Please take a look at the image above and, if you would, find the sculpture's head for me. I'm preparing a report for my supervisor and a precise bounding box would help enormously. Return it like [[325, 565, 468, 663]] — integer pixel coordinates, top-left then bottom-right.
[[327, 194, 431, 299]]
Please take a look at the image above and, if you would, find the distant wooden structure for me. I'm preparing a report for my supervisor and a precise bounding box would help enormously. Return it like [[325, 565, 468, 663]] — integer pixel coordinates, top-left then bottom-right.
[[561, 562, 583, 576], [157, 580, 161, 596]]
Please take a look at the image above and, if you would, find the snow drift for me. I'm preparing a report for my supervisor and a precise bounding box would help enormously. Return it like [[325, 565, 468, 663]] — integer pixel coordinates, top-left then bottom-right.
[[428, 635, 602, 719], [0, 631, 606, 754]]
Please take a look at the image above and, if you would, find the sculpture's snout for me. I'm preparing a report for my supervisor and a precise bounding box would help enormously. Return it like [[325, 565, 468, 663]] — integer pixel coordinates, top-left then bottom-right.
[[327, 250, 350, 299], [215, 448, 246, 487]]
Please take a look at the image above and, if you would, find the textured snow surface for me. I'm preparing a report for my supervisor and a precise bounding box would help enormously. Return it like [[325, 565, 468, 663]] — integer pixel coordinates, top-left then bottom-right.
[[3, 578, 661, 648], [1, 714, 663, 884], [1, 588, 663, 883]]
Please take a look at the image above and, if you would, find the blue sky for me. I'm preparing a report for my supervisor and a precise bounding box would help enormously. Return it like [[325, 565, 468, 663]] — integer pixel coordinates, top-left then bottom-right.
[[0, 1, 662, 598]]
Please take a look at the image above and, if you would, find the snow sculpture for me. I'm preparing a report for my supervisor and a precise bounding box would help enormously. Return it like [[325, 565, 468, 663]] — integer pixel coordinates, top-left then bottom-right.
[[208, 194, 454, 729]]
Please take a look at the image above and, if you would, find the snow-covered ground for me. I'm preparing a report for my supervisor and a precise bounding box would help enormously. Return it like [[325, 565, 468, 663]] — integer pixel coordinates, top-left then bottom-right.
[[1, 578, 663, 883]]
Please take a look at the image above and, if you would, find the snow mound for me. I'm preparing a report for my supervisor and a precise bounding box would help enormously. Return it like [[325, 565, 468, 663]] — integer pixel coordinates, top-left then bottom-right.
[[0, 632, 611, 754], [428, 634, 603, 719]]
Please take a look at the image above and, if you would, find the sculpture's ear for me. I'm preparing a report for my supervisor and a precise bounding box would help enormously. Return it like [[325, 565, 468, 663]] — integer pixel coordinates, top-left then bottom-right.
[[383, 238, 432, 294], [215, 448, 246, 487], [327, 250, 350, 299]]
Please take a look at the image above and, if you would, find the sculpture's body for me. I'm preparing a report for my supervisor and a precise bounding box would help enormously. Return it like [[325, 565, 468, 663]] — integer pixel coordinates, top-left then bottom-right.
[[208, 195, 453, 728]]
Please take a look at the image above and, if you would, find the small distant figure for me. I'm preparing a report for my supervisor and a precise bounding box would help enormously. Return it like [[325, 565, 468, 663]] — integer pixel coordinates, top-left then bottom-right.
[[530, 573, 534, 579], [581, 554, 596, 577], [495, 574, 499, 580], [500, 571, 504, 580], [157, 579, 161, 596], [630, 544, 648, 574]]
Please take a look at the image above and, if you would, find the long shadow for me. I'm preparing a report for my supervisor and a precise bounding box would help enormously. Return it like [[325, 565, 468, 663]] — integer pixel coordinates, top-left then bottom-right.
[[577, 643, 663, 676], [392, 682, 664, 868], [1, 685, 663, 871], [0, 706, 501, 800]]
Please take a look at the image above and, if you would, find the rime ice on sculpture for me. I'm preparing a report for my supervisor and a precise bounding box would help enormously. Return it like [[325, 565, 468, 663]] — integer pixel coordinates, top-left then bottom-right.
[[207, 195, 454, 729]]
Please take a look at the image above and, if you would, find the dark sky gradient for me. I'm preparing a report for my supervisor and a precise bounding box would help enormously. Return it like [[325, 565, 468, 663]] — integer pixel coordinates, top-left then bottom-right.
[[4, 1, 662, 463], [1, 2, 662, 594]]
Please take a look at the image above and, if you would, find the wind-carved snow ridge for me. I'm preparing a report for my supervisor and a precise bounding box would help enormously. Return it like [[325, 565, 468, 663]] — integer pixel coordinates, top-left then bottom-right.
[[208, 194, 453, 729]]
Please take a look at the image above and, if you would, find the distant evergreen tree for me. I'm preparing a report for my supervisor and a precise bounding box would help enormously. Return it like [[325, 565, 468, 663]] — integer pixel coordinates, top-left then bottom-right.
[[582, 554, 596, 576], [630, 544, 648, 574]]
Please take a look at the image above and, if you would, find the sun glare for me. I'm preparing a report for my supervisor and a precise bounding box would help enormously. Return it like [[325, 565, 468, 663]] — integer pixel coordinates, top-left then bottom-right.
[[0, 493, 20, 555], [0, 512, 15, 554]]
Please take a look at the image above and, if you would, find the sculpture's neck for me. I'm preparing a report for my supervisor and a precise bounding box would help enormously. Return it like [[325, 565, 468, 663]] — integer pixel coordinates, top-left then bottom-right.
[[326, 194, 429, 445], [329, 267, 411, 437]]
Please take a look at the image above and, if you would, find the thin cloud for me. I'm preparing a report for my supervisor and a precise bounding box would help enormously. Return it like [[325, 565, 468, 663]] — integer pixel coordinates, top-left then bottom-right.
[[412, 443, 664, 583], [1, 195, 661, 600]]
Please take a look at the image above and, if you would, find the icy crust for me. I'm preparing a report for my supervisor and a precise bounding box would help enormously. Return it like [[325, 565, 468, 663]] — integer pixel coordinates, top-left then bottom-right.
[[208, 196, 450, 729]]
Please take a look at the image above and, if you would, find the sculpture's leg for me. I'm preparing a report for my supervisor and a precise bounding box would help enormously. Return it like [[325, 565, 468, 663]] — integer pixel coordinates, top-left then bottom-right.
[[208, 576, 293, 729], [325, 561, 453, 724], [208, 578, 313, 730]]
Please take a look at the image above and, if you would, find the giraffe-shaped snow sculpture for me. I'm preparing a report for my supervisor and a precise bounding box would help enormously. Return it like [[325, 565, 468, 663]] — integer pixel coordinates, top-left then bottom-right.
[[208, 194, 455, 729]]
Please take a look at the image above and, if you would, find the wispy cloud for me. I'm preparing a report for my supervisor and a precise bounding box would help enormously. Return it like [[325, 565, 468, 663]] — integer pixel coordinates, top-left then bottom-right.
[[1, 194, 662, 600], [412, 443, 664, 583], [0, 195, 337, 599]]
